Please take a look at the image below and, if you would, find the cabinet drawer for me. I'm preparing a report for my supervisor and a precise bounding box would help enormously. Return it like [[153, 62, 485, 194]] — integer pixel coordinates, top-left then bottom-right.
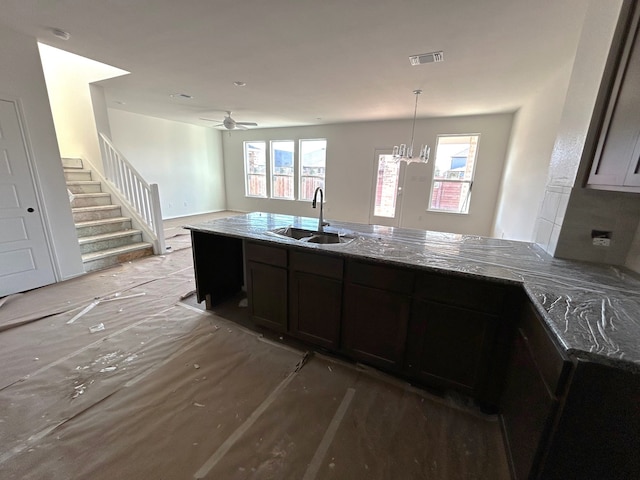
[[346, 260, 414, 294], [520, 302, 570, 396], [245, 241, 287, 267], [290, 250, 343, 279], [414, 272, 506, 314]]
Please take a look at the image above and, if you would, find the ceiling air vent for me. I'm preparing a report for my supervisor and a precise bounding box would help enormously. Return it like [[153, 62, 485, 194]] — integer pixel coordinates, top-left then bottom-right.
[[409, 51, 444, 66]]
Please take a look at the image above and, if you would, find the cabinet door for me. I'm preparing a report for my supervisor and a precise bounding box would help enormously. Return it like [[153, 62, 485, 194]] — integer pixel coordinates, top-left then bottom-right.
[[289, 250, 343, 349], [246, 261, 288, 332], [405, 299, 498, 395], [588, 2, 640, 191], [341, 283, 411, 371], [290, 271, 342, 349], [501, 330, 558, 480], [501, 302, 571, 479], [624, 137, 640, 186]]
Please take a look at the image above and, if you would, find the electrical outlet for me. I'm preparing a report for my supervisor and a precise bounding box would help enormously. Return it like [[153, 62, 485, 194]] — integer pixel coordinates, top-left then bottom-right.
[[591, 229, 612, 247]]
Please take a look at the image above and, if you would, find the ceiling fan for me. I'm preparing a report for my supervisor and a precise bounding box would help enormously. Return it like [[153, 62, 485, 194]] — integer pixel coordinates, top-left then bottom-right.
[[200, 111, 258, 130]]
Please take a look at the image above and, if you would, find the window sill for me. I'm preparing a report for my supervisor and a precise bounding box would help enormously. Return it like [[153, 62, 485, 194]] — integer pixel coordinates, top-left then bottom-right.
[[426, 208, 469, 215]]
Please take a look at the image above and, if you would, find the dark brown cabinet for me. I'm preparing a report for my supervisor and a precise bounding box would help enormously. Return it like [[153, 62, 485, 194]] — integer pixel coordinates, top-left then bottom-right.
[[500, 302, 570, 480], [501, 302, 640, 479], [289, 251, 343, 349], [406, 299, 499, 396], [342, 261, 414, 371], [406, 272, 512, 405], [245, 241, 288, 332], [538, 360, 640, 479]]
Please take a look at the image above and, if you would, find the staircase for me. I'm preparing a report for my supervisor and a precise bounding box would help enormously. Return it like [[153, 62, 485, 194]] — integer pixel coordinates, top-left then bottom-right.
[[63, 158, 154, 272]]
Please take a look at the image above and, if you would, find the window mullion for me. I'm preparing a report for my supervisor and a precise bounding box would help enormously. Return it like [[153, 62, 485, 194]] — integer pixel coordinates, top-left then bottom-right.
[[266, 142, 272, 198]]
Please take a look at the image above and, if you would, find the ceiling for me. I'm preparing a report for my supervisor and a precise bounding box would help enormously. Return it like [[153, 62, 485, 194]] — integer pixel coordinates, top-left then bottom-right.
[[0, 0, 590, 129]]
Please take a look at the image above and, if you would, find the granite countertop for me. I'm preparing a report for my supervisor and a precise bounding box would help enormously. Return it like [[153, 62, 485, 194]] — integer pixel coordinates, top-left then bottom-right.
[[186, 212, 640, 373]]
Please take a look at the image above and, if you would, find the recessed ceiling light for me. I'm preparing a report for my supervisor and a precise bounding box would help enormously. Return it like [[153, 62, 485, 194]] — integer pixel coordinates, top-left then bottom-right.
[[233, 81, 246, 87], [51, 28, 71, 40], [170, 93, 193, 99]]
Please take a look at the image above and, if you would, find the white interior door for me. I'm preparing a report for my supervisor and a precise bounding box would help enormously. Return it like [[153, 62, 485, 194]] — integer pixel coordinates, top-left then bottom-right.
[[0, 99, 55, 296], [369, 150, 406, 227]]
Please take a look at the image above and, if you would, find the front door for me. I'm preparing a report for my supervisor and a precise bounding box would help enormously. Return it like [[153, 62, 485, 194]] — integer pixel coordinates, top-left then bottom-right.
[[0, 99, 56, 296], [369, 149, 406, 227]]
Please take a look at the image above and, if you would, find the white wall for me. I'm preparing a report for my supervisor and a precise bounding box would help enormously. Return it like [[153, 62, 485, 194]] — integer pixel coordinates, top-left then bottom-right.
[[536, 0, 640, 267], [108, 109, 226, 219], [492, 64, 573, 241], [38, 43, 128, 173], [0, 27, 83, 280], [534, 0, 624, 259], [223, 113, 514, 236]]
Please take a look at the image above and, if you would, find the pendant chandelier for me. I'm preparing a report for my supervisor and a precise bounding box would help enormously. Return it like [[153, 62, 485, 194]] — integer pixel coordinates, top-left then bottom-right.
[[392, 89, 430, 164]]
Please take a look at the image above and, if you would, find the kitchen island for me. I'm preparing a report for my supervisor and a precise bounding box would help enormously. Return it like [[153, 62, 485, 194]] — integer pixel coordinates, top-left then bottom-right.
[[186, 212, 640, 480]]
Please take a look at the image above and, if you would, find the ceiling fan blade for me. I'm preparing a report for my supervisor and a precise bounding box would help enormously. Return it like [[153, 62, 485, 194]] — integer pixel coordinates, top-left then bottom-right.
[[235, 122, 258, 127], [234, 124, 248, 130], [199, 117, 222, 122]]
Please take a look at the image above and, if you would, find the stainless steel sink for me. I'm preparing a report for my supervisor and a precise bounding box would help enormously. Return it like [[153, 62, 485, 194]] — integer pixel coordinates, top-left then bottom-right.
[[269, 227, 356, 245]]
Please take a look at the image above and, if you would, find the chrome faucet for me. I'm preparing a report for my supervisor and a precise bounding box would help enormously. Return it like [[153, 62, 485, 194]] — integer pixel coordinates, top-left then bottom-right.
[[312, 187, 329, 232]]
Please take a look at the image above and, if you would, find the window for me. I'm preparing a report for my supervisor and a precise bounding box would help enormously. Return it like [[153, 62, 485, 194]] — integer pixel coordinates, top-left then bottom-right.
[[271, 141, 295, 199], [244, 141, 267, 197], [299, 139, 327, 201], [244, 138, 327, 200], [429, 134, 479, 214]]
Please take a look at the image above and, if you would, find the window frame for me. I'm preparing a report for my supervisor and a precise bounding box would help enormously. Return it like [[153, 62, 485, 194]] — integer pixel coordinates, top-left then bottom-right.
[[298, 138, 327, 202], [427, 134, 480, 215], [243, 137, 328, 201], [270, 140, 296, 200], [243, 141, 268, 198]]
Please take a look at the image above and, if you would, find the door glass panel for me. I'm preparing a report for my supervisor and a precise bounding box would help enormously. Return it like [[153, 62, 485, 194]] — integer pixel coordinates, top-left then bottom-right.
[[373, 155, 400, 218]]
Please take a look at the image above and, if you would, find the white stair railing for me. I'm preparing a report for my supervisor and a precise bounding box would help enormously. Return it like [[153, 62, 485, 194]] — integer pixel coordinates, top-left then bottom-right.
[[98, 133, 166, 254]]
